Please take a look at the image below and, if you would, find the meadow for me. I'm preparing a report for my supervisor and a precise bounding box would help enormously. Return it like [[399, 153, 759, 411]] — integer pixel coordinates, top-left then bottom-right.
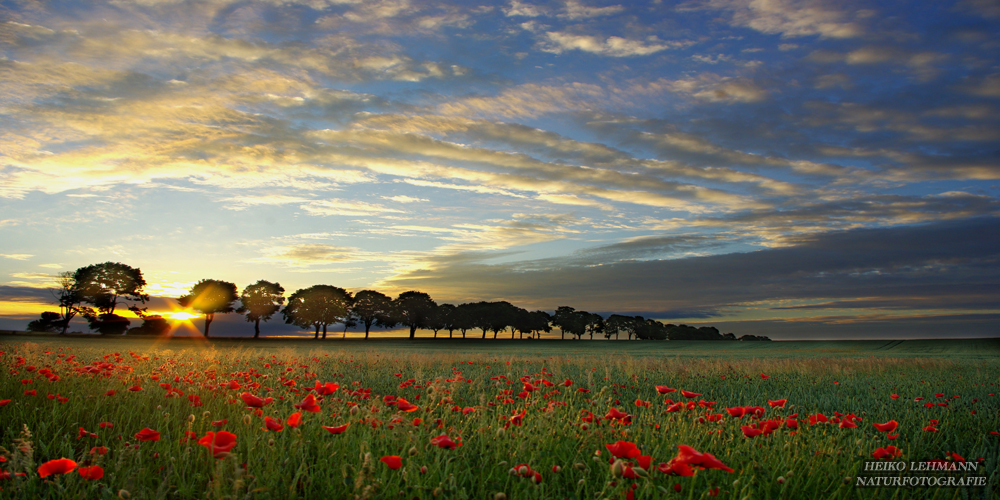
[[0, 336, 997, 499]]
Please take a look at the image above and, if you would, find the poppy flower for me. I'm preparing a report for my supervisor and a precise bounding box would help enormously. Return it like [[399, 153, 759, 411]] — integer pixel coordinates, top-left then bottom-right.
[[604, 407, 632, 424], [293, 394, 321, 413], [741, 425, 762, 438], [430, 434, 463, 449], [37, 458, 77, 478], [890, 394, 900, 399], [211, 419, 227, 427], [197, 431, 237, 458], [887, 434, 899, 440], [380, 455, 403, 470], [322, 424, 349, 435], [23, 390, 35, 396], [665, 445, 734, 474], [78, 465, 104, 480], [127, 385, 142, 392], [680, 390, 701, 399], [760, 373, 770, 380], [99, 422, 113, 428], [563, 379, 573, 387], [767, 399, 787, 408], [287, 412, 303, 429], [605, 441, 641, 459], [0, 400, 10, 407], [873, 420, 898, 433], [655, 386, 676, 394], [923, 426, 938, 432], [134, 428, 161, 441], [263, 416, 284, 432], [89, 446, 108, 455], [313, 381, 340, 395], [872, 446, 902, 460], [240, 392, 273, 408], [725, 406, 746, 418], [839, 419, 858, 429], [664, 402, 684, 412], [808, 413, 829, 425], [395, 398, 419, 412]]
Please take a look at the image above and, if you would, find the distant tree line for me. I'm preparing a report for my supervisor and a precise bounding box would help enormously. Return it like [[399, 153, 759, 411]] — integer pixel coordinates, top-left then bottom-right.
[[25, 261, 770, 341]]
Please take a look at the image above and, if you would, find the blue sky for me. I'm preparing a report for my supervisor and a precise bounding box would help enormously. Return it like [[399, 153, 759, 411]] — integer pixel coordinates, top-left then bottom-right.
[[1, 0, 998, 338]]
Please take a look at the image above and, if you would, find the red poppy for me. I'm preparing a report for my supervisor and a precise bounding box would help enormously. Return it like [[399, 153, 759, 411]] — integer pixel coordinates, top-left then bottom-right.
[[563, 379, 573, 387], [655, 386, 676, 394], [890, 394, 900, 399], [23, 390, 35, 396], [211, 419, 227, 427], [605, 441, 641, 459], [37, 458, 77, 478], [430, 434, 463, 449], [89, 446, 108, 455], [105, 390, 117, 397], [313, 381, 340, 395], [873, 420, 898, 433], [808, 413, 829, 425], [77, 427, 96, 439], [887, 434, 899, 440], [240, 392, 273, 408], [726, 406, 746, 418], [263, 416, 284, 432], [767, 399, 787, 408], [741, 425, 762, 438], [760, 373, 770, 380], [134, 428, 161, 441], [287, 412, 303, 428], [77, 465, 104, 481], [839, 419, 858, 429], [99, 422, 113, 428], [0, 399, 10, 407], [872, 446, 902, 459], [293, 394, 322, 413], [680, 390, 701, 399], [380, 455, 402, 470], [923, 426, 938, 432], [198, 431, 237, 458], [604, 407, 632, 424], [395, 398, 419, 412], [322, 423, 350, 434], [665, 445, 734, 474]]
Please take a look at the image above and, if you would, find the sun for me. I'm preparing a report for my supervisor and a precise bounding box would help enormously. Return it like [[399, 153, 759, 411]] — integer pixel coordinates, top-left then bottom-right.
[[159, 311, 201, 321]]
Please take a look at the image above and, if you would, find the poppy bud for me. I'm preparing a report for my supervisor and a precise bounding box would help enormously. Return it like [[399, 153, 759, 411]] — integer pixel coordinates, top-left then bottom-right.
[[156, 405, 162, 410], [420, 466, 428, 474], [163, 413, 169, 419], [508, 468, 517, 476], [432, 487, 443, 497], [786, 470, 794, 477], [267, 438, 275, 447], [494, 494, 507, 500], [202, 411, 211, 418], [118, 490, 131, 500], [408, 446, 418, 456], [243, 415, 252, 426], [611, 460, 624, 477], [188, 414, 195, 423], [777, 476, 785, 484], [350, 406, 359, 416], [574, 463, 586, 471]]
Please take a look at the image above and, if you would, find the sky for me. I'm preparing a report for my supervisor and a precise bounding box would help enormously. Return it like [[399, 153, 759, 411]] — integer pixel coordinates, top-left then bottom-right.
[[0, 0, 998, 339]]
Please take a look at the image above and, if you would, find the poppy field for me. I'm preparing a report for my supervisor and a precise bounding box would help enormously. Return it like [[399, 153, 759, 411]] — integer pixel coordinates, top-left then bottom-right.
[[1, 339, 998, 499]]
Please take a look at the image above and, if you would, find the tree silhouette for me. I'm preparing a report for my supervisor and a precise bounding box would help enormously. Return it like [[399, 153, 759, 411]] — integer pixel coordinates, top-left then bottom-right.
[[453, 303, 477, 339], [552, 306, 584, 340], [350, 290, 395, 339], [238, 280, 285, 339], [282, 285, 352, 339], [392, 291, 437, 339], [605, 314, 641, 340], [584, 312, 604, 340], [437, 303, 457, 338], [53, 272, 82, 334], [26, 311, 63, 332], [73, 262, 149, 334], [178, 279, 239, 338], [127, 316, 171, 336]]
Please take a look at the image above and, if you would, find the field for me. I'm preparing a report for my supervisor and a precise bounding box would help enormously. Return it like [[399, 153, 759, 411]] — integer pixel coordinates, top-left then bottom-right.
[[0, 336, 997, 499]]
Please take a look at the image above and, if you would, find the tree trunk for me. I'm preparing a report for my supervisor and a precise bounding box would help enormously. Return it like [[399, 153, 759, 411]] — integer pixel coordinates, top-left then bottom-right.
[[254, 318, 261, 339], [314, 325, 320, 339], [409, 325, 416, 338], [365, 326, 370, 339], [204, 313, 214, 338], [322, 324, 327, 339]]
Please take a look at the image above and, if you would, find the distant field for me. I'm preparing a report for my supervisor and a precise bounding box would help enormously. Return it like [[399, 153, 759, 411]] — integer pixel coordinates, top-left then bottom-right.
[[1, 332, 998, 358]]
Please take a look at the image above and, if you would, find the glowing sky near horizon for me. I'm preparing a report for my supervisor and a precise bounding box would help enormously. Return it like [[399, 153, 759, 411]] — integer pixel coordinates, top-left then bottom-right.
[[1, 0, 998, 339]]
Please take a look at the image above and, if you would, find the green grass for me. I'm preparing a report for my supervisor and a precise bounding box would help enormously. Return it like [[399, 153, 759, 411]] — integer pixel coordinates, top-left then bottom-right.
[[1, 337, 998, 499]]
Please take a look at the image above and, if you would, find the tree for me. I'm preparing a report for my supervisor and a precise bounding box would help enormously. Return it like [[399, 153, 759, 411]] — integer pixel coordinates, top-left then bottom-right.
[[605, 314, 641, 340], [282, 285, 352, 339], [238, 280, 285, 339], [392, 291, 437, 339], [427, 304, 447, 338], [178, 279, 239, 338], [350, 290, 395, 339], [127, 316, 171, 336], [26, 312, 63, 332], [528, 310, 552, 339], [340, 313, 358, 338], [453, 303, 477, 339], [53, 272, 82, 334], [584, 312, 604, 340], [551, 306, 579, 340], [437, 303, 458, 338], [72, 262, 149, 334]]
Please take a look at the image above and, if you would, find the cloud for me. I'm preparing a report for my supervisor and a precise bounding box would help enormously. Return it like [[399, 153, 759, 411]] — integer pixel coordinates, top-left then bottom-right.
[[377, 217, 1000, 317], [299, 199, 406, 217], [713, 0, 867, 39], [1, 254, 33, 260], [560, 0, 625, 19], [382, 195, 428, 203], [504, 0, 547, 17], [542, 32, 681, 56], [250, 243, 375, 266]]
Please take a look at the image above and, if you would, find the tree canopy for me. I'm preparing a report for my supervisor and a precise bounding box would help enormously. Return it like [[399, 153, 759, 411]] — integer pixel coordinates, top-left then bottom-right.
[[238, 280, 285, 338], [392, 291, 437, 339], [178, 279, 239, 338], [282, 285, 352, 339]]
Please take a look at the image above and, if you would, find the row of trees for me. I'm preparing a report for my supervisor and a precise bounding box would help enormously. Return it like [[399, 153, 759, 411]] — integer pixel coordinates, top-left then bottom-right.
[[27, 262, 767, 341]]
